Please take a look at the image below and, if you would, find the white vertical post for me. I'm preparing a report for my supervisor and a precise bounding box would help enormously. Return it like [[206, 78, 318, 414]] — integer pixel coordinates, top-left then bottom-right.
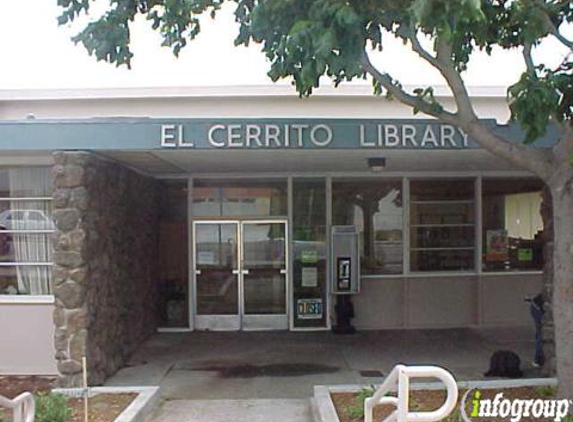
[[397, 366, 410, 422], [187, 176, 195, 330], [287, 176, 294, 330], [83, 356, 89, 422], [475, 175, 483, 325]]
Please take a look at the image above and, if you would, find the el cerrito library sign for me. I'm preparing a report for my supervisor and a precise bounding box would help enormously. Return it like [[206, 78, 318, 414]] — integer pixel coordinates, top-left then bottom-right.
[[0, 118, 556, 150], [160, 121, 471, 149]]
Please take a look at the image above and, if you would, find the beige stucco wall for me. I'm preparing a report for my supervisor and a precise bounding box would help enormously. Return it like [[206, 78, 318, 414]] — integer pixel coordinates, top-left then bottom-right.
[[0, 299, 57, 375], [0, 88, 511, 122], [353, 273, 543, 330], [480, 273, 544, 326]]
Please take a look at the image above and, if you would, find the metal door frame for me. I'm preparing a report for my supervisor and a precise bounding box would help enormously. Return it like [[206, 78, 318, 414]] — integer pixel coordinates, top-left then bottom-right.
[[192, 219, 289, 331], [193, 220, 240, 330], [240, 219, 289, 331]]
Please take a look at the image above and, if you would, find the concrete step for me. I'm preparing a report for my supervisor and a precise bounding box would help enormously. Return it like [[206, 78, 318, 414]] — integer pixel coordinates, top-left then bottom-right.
[[150, 398, 314, 422]]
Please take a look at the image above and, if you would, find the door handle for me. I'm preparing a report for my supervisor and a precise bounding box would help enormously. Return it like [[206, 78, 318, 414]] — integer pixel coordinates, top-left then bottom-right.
[[195, 269, 202, 275], [242, 269, 250, 275], [280, 269, 287, 274], [232, 269, 240, 275]]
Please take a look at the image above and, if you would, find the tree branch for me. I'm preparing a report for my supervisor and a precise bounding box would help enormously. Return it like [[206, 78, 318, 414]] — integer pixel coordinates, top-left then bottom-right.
[[362, 49, 556, 180], [532, 0, 573, 50], [522, 41, 569, 133], [413, 36, 556, 179], [433, 38, 477, 123], [464, 121, 556, 181], [403, 30, 477, 122], [551, 29, 573, 50], [523, 42, 536, 76], [553, 125, 573, 165], [361, 51, 459, 125], [405, 29, 441, 69]]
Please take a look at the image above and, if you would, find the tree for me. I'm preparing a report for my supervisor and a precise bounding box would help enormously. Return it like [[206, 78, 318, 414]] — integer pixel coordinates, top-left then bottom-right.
[[58, 0, 573, 395]]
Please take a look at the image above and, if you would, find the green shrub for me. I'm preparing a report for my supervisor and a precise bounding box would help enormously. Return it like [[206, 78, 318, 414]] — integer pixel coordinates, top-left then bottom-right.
[[344, 388, 424, 420], [34, 393, 71, 422], [344, 386, 377, 419], [534, 385, 557, 397]]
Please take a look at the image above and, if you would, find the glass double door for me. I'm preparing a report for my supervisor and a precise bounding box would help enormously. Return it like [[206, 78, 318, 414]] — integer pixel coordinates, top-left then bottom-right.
[[194, 220, 288, 330]]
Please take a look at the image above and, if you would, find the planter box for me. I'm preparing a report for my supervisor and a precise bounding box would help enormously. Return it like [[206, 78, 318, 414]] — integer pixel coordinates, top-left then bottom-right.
[[53, 386, 160, 422], [312, 378, 558, 422]]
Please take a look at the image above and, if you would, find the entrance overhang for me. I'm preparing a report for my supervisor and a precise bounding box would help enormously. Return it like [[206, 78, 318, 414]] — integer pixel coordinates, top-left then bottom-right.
[[99, 148, 532, 175]]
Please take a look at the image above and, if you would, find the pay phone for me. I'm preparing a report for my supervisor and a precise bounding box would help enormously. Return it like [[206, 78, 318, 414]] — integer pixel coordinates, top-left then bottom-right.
[[331, 226, 360, 294]]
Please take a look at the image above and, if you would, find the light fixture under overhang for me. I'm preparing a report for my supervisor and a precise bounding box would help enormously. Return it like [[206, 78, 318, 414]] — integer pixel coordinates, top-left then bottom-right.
[[368, 157, 387, 172]]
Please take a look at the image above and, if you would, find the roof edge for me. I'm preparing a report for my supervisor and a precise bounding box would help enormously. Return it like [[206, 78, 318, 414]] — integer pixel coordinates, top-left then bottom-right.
[[0, 84, 508, 102]]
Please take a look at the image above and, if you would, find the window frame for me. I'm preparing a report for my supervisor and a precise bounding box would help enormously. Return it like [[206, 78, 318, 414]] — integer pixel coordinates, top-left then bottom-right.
[[480, 176, 545, 274], [331, 177, 405, 276], [407, 177, 477, 273], [0, 168, 54, 297]]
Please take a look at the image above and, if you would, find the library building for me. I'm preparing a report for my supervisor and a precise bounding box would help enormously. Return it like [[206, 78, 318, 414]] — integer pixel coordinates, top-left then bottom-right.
[[0, 85, 555, 385]]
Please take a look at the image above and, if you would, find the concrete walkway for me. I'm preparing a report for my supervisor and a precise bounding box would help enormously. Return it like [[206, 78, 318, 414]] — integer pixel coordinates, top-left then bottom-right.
[[107, 327, 543, 401], [150, 399, 313, 422]]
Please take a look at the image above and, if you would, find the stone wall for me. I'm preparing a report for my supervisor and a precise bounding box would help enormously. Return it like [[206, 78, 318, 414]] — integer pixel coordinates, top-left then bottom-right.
[[52, 151, 161, 386]]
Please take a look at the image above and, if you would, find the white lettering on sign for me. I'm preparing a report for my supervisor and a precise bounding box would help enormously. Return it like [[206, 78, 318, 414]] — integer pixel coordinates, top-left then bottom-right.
[[360, 125, 374, 147], [161, 125, 176, 147], [310, 124, 333, 147], [385, 125, 400, 147], [402, 125, 417, 147], [441, 125, 456, 147], [208, 124, 225, 147], [358, 124, 469, 148], [162, 123, 472, 149], [160, 124, 194, 147], [421, 125, 439, 147], [265, 125, 281, 147], [291, 124, 308, 147]]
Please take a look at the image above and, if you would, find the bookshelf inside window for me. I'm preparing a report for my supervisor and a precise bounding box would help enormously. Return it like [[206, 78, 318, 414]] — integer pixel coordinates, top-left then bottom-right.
[[409, 180, 476, 272]]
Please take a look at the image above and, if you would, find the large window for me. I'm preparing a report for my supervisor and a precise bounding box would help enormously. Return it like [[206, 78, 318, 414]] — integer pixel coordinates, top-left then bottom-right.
[[0, 167, 53, 295], [193, 179, 287, 217], [410, 179, 475, 272], [332, 179, 403, 275], [482, 178, 544, 272]]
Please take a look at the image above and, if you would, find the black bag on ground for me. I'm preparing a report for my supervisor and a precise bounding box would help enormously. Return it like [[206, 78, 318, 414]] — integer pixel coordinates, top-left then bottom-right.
[[484, 350, 523, 378]]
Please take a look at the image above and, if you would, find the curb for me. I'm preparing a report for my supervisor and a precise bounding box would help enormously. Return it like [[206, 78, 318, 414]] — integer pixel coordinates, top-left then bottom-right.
[[53, 386, 161, 422]]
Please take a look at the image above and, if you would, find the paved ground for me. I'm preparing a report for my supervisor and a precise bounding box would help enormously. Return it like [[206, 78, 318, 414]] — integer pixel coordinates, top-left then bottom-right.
[[150, 399, 313, 422], [106, 327, 544, 400]]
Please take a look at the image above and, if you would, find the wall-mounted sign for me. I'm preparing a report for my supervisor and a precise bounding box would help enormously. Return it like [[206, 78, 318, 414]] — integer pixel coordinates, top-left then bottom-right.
[[160, 120, 473, 150], [301, 267, 318, 288], [0, 118, 558, 151], [301, 250, 319, 264], [297, 298, 323, 320]]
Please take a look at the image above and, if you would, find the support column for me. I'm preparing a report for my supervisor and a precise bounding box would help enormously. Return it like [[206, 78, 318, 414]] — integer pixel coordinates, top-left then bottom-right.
[[52, 151, 90, 387], [51, 151, 161, 387]]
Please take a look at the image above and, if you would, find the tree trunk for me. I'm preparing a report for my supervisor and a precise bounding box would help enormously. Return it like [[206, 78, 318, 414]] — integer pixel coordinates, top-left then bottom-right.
[[549, 165, 573, 399]]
